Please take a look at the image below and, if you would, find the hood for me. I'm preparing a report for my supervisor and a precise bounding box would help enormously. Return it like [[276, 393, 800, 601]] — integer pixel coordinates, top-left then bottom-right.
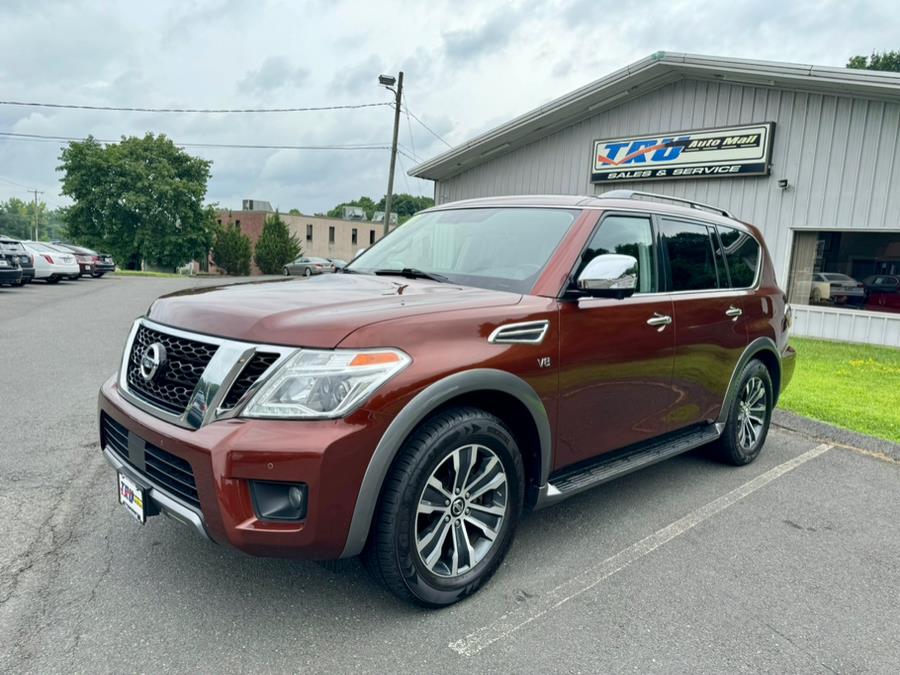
[[147, 273, 522, 348]]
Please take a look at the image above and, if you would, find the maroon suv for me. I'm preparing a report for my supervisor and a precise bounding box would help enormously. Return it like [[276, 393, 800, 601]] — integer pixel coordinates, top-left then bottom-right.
[[99, 191, 795, 606]]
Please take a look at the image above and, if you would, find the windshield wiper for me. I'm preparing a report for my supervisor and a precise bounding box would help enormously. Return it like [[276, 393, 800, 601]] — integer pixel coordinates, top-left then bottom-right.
[[373, 267, 448, 283]]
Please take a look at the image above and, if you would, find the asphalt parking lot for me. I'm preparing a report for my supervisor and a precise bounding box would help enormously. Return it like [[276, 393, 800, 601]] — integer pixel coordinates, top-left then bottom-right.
[[2, 276, 899, 674]]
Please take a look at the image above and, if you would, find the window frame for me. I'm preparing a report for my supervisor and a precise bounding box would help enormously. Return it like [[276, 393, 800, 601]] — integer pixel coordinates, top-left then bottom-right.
[[657, 216, 724, 293], [564, 210, 661, 296]]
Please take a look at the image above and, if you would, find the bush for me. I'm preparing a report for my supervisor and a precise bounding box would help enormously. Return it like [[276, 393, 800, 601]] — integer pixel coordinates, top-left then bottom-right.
[[254, 211, 301, 274], [212, 224, 252, 275]]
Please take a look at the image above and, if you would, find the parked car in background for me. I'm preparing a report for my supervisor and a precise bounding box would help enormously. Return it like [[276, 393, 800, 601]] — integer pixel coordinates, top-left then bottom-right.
[[819, 272, 865, 306], [283, 256, 335, 277], [863, 274, 900, 313], [52, 243, 94, 278], [327, 258, 348, 271], [22, 241, 80, 283], [0, 235, 34, 284], [0, 251, 23, 287], [99, 191, 794, 606], [53, 243, 115, 278]]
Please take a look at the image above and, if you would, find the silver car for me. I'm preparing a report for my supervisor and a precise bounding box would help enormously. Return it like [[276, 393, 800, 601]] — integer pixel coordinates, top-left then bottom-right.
[[282, 256, 335, 277]]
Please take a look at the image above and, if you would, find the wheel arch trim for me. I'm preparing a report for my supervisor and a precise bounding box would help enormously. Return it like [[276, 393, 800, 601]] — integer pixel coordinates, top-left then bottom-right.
[[716, 336, 782, 425], [340, 368, 552, 558]]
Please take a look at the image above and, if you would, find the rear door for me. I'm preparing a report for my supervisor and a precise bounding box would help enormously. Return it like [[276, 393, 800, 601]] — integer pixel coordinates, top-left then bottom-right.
[[659, 217, 749, 430]]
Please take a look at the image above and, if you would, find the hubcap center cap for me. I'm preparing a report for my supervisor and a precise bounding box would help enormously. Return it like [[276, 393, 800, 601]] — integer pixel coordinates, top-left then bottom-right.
[[450, 498, 465, 517]]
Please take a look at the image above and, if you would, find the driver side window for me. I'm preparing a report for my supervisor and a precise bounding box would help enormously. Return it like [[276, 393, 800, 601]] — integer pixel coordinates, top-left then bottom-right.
[[577, 215, 657, 293]]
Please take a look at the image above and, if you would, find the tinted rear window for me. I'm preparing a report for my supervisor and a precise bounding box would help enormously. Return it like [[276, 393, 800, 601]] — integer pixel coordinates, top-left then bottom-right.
[[660, 219, 720, 291], [717, 226, 760, 288]]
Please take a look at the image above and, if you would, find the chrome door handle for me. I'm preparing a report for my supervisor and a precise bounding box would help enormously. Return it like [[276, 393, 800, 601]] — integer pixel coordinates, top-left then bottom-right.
[[646, 313, 672, 331], [725, 305, 743, 321]]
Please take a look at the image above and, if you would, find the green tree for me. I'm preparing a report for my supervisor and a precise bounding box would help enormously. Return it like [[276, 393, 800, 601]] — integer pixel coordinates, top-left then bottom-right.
[[0, 198, 32, 239], [374, 193, 435, 221], [327, 196, 377, 220], [288, 208, 302, 216], [847, 51, 900, 72], [211, 224, 252, 275], [58, 133, 217, 269], [254, 211, 301, 274]]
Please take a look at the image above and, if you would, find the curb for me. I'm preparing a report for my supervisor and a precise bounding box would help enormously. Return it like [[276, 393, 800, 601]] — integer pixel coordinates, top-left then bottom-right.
[[773, 409, 900, 461]]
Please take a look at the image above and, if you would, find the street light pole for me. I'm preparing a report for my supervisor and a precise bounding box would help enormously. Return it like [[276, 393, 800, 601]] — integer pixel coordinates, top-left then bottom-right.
[[381, 71, 403, 237]]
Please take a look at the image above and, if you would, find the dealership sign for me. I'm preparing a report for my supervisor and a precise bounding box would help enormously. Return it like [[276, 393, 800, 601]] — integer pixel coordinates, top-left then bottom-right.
[[591, 122, 774, 183]]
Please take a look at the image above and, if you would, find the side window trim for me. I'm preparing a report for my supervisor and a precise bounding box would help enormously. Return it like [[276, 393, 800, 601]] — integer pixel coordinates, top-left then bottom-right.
[[566, 210, 660, 296]]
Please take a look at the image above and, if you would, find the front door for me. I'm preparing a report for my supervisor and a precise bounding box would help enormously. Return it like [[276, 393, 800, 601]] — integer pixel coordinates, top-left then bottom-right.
[[659, 217, 750, 429], [556, 213, 676, 470]]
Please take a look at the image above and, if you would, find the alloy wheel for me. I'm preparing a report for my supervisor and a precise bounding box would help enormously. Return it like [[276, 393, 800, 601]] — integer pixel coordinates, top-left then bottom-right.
[[415, 444, 508, 578], [736, 376, 767, 450]]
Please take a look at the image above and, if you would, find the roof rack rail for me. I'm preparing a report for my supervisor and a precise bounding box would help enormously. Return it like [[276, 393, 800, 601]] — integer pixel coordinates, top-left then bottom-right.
[[597, 190, 735, 219]]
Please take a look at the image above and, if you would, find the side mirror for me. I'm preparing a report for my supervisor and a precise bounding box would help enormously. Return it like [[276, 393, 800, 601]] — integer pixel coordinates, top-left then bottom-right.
[[576, 253, 638, 299]]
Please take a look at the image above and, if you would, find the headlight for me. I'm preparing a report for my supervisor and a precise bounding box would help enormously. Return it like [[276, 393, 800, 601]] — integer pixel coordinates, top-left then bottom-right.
[[242, 348, 410, 419]]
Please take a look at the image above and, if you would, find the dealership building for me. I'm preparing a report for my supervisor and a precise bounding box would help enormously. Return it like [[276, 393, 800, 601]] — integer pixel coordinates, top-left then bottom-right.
[[411, 52, 900, 347]]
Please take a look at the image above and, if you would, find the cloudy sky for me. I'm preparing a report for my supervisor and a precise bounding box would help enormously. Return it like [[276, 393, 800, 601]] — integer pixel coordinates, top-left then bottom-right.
[[0, 0, 897, 213]]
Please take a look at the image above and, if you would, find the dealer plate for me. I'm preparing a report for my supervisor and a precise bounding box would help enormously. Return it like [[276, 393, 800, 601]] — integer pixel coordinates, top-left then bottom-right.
[[118, 472, 146, 524]]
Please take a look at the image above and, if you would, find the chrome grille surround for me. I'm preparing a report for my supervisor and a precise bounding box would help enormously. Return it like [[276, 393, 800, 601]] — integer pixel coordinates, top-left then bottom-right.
[[117, 318, 296, 429]]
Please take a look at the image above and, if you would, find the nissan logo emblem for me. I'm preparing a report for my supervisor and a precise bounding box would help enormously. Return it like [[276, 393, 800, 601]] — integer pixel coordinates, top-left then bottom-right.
[[139, 343, 167, 382]]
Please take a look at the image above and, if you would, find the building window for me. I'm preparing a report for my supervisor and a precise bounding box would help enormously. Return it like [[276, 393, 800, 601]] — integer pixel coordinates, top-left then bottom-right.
[[235, 220, 240, 231], [217, 218, 222, 225], [306, 224, 313, 241], [329, 226, 335, 243], [369, 230, 376, 245], [787, 231, 900, 314], [352, 228, 358, 245]]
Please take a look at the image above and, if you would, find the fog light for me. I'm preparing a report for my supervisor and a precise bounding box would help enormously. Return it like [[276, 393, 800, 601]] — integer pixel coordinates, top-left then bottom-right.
[[250, 481, 308, 521]]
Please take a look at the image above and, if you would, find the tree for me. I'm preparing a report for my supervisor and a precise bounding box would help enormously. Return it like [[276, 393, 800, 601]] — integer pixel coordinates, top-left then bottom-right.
[[847, 51, 900, 72], [327, 196, 377, 220], [374, 193, 435, 219], [58, 133, 217, 270], [0, 198, 31, 239], [288, 208, 302, 216], [254, 211, 301, 274], [211, 224, 252, 275]]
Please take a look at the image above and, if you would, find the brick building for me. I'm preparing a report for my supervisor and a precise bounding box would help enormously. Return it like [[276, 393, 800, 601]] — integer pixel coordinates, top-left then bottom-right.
[[216, 200, 396, 274]]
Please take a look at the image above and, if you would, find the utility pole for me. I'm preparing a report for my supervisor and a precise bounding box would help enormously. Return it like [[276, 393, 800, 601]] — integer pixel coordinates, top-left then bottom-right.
[[379, 70, 403, 237], [29, 190, 43, 240]]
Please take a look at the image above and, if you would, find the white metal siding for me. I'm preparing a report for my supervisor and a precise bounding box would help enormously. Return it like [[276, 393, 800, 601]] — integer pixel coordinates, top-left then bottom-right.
[[792, 305, 900, 347], [436, 78, 900, 347]]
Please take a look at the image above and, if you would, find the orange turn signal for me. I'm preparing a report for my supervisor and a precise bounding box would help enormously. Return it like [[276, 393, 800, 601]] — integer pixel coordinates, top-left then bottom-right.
[[349, 352, 401, 367]]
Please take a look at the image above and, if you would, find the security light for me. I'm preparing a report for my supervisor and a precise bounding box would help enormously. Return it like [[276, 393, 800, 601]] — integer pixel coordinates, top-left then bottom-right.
[[378, 74, 396, 87]]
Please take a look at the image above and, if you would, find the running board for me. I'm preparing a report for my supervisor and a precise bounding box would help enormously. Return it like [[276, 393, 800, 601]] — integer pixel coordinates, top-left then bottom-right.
[[536, 424, 723, 508]]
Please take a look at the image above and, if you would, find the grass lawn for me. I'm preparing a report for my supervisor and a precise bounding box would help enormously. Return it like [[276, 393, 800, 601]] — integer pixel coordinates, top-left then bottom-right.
[[778, 337, 900, 444], [112, 270, 185, 278]]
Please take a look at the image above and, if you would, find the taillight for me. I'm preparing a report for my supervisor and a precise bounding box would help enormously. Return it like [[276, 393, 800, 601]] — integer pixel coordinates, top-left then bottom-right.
[[92, 255, 100, 262], [42, 255, 54, 264]]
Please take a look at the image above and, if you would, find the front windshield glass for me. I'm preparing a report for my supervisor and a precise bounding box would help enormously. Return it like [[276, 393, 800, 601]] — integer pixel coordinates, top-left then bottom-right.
[[348, 207, 579, 293]]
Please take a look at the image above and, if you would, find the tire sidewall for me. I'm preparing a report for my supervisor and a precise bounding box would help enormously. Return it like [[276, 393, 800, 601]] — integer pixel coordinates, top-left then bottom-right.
[[392, 413, 524, 606], [726, 360, 773, 464]]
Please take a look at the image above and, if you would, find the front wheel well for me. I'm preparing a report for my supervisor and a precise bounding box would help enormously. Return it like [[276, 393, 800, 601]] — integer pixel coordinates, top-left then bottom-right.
[[426, 390, 543, 499]]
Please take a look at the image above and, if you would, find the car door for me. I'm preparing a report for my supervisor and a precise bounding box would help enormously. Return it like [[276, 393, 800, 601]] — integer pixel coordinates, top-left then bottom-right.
[[556, 213, 676, 468], [290, 257, 306, 274], [659, 217, 749, 429]]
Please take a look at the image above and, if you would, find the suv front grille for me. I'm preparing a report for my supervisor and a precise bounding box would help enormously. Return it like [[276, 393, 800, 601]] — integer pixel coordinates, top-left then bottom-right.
[[101, 413, 201, 509], [220, 351, 280, 410], [126, 324, 219, 415]]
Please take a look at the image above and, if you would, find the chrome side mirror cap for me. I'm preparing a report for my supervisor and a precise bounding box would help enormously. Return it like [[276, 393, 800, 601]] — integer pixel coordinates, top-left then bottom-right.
[[576, 254, 638, 298]]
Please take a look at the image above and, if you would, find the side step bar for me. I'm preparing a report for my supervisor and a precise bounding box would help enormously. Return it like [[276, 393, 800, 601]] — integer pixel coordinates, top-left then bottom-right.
[[536, 424, 723, 508]]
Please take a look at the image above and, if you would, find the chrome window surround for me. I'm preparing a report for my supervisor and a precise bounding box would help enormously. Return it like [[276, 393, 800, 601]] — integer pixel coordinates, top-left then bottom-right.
[[118, 318, 296, 430]]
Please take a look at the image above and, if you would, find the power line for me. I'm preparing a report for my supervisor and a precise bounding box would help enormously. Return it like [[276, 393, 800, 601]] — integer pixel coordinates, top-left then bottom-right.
[[402, 104, 452, 149], [0, 131, 397, 152], [0, 99, 393, 114], [402, 93, 417, 161], [0, 175, 34, 190]]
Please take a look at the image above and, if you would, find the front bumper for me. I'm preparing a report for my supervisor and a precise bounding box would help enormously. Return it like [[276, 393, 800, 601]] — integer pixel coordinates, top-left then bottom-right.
[[99, 376, 390, 559], [94, 262, 116, 273]]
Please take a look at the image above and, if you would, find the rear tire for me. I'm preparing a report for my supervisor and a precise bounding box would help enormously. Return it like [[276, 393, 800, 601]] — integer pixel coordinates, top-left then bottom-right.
[[46, 277, 60, 284], [304, 267, 312, 277], [712, 359, 773, 466], [91, 271, 105, 278], [362, 407, 524, 607]]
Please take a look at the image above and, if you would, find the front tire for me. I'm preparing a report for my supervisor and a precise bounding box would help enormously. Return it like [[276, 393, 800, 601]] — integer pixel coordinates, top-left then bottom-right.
[[303, 267, 312, 277], [712, 359, 773, 466], [363, 407, 524, 607], [282, 267, 290, 276]]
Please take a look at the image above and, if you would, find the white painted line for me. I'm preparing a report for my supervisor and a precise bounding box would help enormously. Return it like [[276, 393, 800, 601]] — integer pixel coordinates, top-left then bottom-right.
[[450, 443, 834, 657]]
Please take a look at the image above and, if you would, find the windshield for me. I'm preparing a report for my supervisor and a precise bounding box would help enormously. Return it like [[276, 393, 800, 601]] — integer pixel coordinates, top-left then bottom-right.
[[348, 207, 579, 293]]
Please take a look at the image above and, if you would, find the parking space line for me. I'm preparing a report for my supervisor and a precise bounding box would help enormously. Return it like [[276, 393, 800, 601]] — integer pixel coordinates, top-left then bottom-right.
[[450, 443, 834, 657]]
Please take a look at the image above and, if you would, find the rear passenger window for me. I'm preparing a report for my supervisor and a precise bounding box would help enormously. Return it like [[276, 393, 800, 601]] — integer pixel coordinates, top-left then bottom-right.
[[660, 219, 720, 291], [718, 226, 760, 288], [578, 215, 657, 293]]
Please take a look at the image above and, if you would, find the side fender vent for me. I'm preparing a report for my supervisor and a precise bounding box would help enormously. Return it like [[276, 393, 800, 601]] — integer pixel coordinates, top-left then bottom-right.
[[488, 320, 550, 345]]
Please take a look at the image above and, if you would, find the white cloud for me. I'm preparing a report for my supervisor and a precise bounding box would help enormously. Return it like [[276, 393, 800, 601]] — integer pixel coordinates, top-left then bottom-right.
[[0, 0, 897, 212]]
